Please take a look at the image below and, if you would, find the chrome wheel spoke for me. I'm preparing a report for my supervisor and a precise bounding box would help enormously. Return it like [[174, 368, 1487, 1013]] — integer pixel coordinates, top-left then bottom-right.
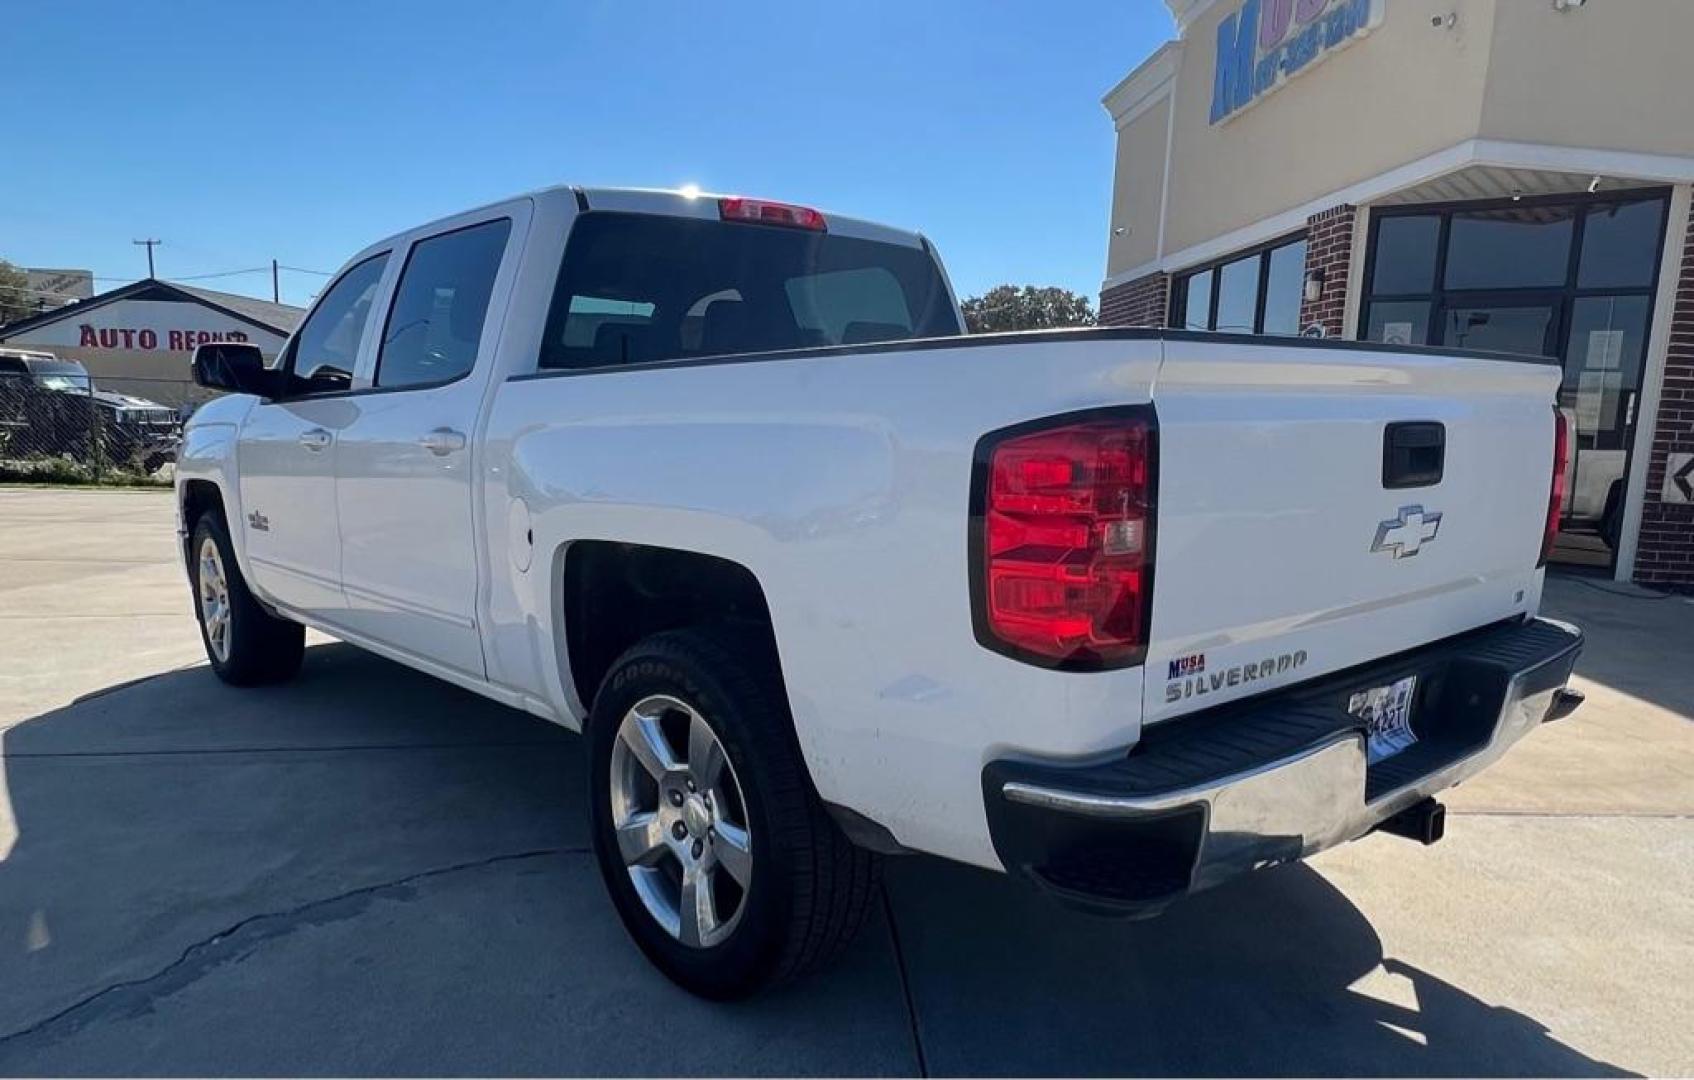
[[621, 710, 680, 781], [615, 812, 668, 867], [688, 709, 726, 789], [677, 868, 716, 948], [712, 820, 752, 886]]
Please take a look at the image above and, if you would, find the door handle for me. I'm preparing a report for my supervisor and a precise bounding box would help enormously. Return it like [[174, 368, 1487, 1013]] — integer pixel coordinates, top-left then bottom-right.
[[298, 428, 332, 452], [419, 427, 467, 456]]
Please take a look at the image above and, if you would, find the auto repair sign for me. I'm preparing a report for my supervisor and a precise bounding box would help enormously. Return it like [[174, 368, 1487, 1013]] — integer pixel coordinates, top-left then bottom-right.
[[2, 300, 286, 356], [1210, 0, 1386, 124]]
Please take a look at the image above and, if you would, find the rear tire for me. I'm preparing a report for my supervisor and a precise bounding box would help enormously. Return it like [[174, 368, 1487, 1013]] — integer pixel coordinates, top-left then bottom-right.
[[189, 511, 305, 686], [587, 628, 881, 999]]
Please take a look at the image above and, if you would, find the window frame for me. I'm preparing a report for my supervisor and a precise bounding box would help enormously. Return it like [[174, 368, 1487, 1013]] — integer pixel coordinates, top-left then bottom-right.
[[1171, 231, 1309, 335], [372, 216, 514, 394], [1357, 188, 1673, 354]]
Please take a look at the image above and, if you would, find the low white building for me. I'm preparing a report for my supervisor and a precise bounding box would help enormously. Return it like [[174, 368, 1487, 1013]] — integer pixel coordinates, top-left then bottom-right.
[[0, 278, 302, 407]]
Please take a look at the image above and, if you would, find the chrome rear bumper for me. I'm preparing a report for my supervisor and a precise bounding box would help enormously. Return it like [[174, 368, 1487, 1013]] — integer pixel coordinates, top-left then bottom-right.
[[983, 617, 1583, 916]]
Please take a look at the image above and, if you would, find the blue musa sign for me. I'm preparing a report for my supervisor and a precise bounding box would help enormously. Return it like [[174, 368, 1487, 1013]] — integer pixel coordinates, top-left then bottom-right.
[[1210, 0, 1386, 124]]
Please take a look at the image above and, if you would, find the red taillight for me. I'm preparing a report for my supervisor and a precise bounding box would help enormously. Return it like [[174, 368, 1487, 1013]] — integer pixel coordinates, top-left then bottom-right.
[[1539, 408, 1570, 567], [717, 196, 827, 231], [972, 413, 1156, 669]]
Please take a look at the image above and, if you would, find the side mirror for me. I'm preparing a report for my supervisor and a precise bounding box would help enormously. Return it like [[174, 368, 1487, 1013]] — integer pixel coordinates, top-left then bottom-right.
[[191, 342, 274, 397]]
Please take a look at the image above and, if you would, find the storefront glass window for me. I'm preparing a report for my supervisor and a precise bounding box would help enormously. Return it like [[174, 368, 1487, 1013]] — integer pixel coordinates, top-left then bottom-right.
[[1370, 215, 1439, 295], [1173, 234, 1306, 336], [1181, 269, 1214, 330], [1360, 190, 1671, 570], [1214, 256, 1259, 334], [1579, 200, 1666, 289], [1364, 301, 1430, 347], [1440, 304, 1555, 356], [1262, 239, 1306, 336], [1564, 295, 1650, 451], [1444, 206, 1576, 290]]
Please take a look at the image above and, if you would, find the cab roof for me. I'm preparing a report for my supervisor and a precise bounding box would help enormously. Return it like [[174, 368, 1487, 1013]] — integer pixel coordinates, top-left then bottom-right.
[[353, 184, 931, 264], [572, 187, 929, 250]]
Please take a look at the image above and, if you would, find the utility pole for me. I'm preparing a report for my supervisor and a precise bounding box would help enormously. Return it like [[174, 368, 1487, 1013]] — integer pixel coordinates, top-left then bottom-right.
[[272, 259, 280, 303], [133, 238, 161, 279]]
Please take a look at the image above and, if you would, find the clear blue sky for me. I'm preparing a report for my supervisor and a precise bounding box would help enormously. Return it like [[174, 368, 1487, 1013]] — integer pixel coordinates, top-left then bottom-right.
[[2, 1, 1172, 310]]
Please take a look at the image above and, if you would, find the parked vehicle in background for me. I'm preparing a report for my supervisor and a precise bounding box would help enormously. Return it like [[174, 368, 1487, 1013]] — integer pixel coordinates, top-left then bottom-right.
[[1557, 403, 1626, 550], [175, 185, 1584, 998], [0, 349, 181, 473]]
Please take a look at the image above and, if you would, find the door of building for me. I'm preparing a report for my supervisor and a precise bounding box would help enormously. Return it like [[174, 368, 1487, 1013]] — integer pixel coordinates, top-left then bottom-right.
[[1360, 191, 1671, 571]]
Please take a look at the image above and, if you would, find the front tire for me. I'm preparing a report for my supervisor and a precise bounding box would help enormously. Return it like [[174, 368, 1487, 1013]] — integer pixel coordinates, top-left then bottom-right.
[[189, 511, 305, 686], [587, 629, 881, 999]]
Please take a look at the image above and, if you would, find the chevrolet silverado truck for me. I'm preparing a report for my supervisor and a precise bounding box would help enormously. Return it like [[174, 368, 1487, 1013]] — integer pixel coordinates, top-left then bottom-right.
[[176, 186, 1584, 998]]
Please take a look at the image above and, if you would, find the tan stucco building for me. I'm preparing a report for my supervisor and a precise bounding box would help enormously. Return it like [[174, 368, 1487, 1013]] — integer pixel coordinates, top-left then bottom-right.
[[1101, 0, 1694, 587]]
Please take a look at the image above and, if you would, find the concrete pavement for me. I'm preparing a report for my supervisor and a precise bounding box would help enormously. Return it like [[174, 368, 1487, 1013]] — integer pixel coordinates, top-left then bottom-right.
[[1, 487, 1690, 1075]]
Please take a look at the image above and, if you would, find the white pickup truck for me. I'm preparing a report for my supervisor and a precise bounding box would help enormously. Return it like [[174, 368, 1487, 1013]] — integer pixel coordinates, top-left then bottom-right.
[[178, 186, 1584, 997]]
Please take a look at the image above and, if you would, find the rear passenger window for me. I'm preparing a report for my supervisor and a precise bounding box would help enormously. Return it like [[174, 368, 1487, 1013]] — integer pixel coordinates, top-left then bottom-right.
[[375, 218, 511, 389]]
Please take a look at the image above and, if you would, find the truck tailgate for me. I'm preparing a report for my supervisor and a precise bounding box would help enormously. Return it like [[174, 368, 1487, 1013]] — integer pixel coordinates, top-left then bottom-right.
[[1144, 338, 1561, 724]]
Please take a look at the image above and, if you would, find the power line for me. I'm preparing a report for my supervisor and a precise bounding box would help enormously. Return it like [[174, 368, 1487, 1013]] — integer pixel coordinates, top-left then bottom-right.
[[3, 264, 333, 295], [166, 267, 269, 281], [5, 263, 333, 284]]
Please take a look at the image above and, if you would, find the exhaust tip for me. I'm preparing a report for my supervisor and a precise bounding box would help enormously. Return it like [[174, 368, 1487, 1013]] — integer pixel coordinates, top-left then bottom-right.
[[1546, 687, 1586, 723]]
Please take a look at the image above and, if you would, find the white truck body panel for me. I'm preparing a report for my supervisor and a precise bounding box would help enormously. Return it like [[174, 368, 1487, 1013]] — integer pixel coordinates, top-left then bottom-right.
[[176, 185, 1566, 874], [1145, 339, 1554, 724]]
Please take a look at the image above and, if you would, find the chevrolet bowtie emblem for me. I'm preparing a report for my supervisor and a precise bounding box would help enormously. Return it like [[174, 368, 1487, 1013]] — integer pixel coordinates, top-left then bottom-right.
[[1372, 505, 1442, 559]]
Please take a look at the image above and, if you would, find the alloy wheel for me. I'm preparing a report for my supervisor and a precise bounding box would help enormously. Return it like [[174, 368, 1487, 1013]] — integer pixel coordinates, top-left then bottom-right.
[[609, 694, 753, 948], [197, 536, 232, 663]]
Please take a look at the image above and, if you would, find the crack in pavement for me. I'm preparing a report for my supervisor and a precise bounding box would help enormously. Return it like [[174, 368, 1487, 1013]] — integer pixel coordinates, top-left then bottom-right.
[[881, 882, 929, 1078], [0, 847, 581, 1054]]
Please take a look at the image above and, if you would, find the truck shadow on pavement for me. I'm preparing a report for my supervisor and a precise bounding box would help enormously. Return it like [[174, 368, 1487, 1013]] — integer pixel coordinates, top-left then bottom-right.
[[0, 643, 1636, 1077], [883, 854, 1635, 1077]]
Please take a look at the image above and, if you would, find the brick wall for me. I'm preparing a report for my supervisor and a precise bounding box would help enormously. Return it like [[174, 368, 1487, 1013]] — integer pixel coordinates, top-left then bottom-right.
[[1298, 204, 1357, 338], [1634, 201, 1694, 588], [1100, 271, 1170, 328]]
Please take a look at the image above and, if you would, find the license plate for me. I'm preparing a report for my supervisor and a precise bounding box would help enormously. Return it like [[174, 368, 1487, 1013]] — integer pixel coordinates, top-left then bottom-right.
[[1349, 675, 1419, 764]]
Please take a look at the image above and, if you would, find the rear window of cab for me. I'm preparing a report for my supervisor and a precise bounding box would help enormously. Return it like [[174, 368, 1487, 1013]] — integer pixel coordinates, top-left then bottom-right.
[[539, 212, 960, 371]]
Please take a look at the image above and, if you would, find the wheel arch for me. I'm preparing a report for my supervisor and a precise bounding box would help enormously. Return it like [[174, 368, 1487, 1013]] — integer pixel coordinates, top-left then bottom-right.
[[555, 540, 785, 721], [179, 478, 227, 565]]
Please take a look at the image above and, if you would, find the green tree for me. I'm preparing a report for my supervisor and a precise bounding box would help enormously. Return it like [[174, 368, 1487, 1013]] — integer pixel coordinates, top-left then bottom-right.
[[960, 284, 1097, 334], [0, 260, 33, 327]]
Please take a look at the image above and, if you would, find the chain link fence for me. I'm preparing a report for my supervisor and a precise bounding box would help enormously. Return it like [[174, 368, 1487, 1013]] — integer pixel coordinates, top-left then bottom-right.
[[0, 373, 194, 485]]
